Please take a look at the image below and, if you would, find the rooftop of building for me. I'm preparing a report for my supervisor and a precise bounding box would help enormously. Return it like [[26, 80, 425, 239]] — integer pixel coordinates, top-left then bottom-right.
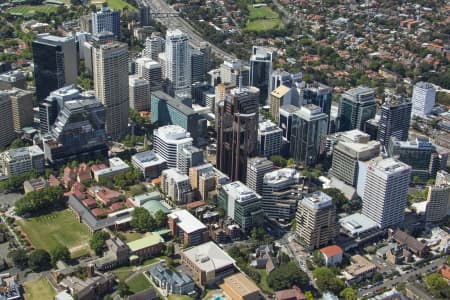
[[149, 262, 194, 287], [339, 213, 379, 235], [344, 86, 374, 97], [340, 129, 370, 143], [220, 273, 260, 297], [369, 157, 411, 175], [294, 104, 327, 120], [166, 28, 186, 38], [320, 245, 344, 257], [127, 233, 164, 252], [271, 85, 291, 98], [182, 241, 235, 272], [154, 125, 192, 143], [0, 70, 25, 82], [343, 255, 376, 278], [247, 157, 273, 169], [162, 168, 189, 183], [1, 145, 44, 160], [263, 168, 301, 185], [129, 75, 150, 86], [5, 87, 32, 97], [259, 119, 282, 133], [391, 229, 427, 253], [414, 81, 435, 90], [152, 91, 198, 116], [390, 136, 434, 149], [132, 150, 166, 167], [279, 104, 301, 114], [35, 33, 74, 44], [168, 209, 207, 233], [142, 200, 170, 216], [92, 157, 129, 176], [221, 181, 261, 203], [301, 191, 333, 210]]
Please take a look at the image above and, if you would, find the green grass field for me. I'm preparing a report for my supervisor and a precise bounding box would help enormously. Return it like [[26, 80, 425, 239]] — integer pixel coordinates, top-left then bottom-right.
[[245, 5, 283, 31], [7, 5, 59, 16], [121, 231, 144, 242], [23, 277, 56, 300], [18, 210, 91, 256], [91, 0, 137, 11], [127, 273, 152, 294], [168, 294, 193, 300], [113, 265, 135, 281], [248, 5, 279, 20]]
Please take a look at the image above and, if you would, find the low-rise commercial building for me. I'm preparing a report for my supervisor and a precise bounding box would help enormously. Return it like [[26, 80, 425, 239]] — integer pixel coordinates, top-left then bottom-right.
[[161, 168, 193, 204], [181, 241, 235, 286], [148, 262, 195, 295], [168, 209, 208, 246], [0, 145, 45, 177], [132, 150, 167, 179], [127, 234, 164, 261], [220, 273, 261, 300], [319, 245, 343, 266], [92, 157, 130, 182], [342, 255, 377, 284]]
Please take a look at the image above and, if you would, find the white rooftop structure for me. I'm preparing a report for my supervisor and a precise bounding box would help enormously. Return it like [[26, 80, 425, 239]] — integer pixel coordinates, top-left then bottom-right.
[[339, 213, 379, 236], [132, 150, 166, 168], [168, 209, 206, 234], [263, 168, 301, 186], [154, 125, 192, 144], [302, 191, 333, 210], [182, 241, 235, 273], [221, 181, 261, 204]]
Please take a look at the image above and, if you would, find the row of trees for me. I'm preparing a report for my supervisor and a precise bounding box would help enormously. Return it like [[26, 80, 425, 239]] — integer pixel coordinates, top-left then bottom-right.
[[15, 186, 64, 215], [0, 170, 38, 192]]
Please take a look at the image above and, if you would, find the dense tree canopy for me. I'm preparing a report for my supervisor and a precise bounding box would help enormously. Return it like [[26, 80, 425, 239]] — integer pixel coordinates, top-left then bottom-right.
[[50, 245, 70, 266], [28, 249, 51, 272], [89, 231, 110, 255], [8, 249, 28, 269], [131, 207, 156, 232], [424, 273, 450, 298], [267, 262, 309, 291], [313, 267, 346, 295], [15, 186, 64, 215]]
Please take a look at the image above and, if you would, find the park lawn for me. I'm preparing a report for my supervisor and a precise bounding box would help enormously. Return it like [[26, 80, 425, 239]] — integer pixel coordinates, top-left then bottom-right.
[[248, 5, 279, 20], [17, 209, 91, 254], [23, 277, 56, 300], [92, 0, 137, 11], [246, 19, 283, 31], [127, 273, 152, 294], [113, 265, 134, 281], [7, 5, 59, 17]]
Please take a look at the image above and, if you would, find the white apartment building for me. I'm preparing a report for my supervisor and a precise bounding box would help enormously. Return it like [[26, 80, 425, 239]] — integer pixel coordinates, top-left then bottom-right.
[[153, 125, 193, 169], [165, 29, 191, 98], [129, 75, 150, 111], [362, 157, 411, 228], [258, 119, 283, 158], [1, 145, 45, 176], [411, 81, 436, 117], [161, 168, 193, 204]]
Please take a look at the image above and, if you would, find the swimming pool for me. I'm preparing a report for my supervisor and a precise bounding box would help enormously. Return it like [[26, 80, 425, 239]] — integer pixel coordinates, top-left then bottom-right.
[[214, 296, 224, 300]]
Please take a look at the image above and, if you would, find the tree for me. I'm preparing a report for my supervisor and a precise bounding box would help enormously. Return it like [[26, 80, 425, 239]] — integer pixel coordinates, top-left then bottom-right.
[[89, 231, 110, 255], [15, 186, 64, 215], [165, 242, 174, 257], [267, 262, 309, 290], [250, 227, 265, 241], [340, 287, 357, 300], [305, 291, 314, 300], [313, 267, 346, 294], [372, 272, 383, 283], [270, 155, 287, 167], [322, 188, 348, 213], [8, 249, 28, 269], [28, 249, 51, 272], [8, 138, 26, 149], [154, 210, 167, 229], [50, 245, 70, 266], [130, 207, 155, 232], [118, 281, 131, 297], [424, 273, 450, 298]]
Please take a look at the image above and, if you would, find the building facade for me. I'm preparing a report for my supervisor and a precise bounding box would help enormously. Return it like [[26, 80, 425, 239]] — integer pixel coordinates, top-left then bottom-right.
[[362, 158, 411, 228], [246, 157, 274, 195], [412, 81, 436, 117], [1, 145, 45, 177], [129, 75, 150, 111], [92, 6, 120, 38], [378, 97, 412, 146], [165, 29, 191, 98], [153, 125, 193, 168], [258, 119, 283, 158], [93, 41, 129, 139], [338, 87, 376, 131], [0, 92, 15, 148]]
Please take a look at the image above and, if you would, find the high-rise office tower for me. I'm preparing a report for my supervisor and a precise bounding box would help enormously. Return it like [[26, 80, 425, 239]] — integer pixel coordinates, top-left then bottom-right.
[[362, 157, 411, 228], [191, 48, 205, 83], [330, 137, 380, 186], [129, 75, 150, 111], [93, 41, 129, 139], [142, 33, 165, 60], [250, 46, 273, 105], [270, 69, 302, 91], [303, 82, 333, 117], [270, 85, 293, 122], [92, 6, 120, 38], [32, 34, 77, 101], [153, 125, 193, 169], [80, 14, 93, 33], [219, 60, 250, 87], [425, 170, 450, 223], [0, 92, 15, 148], [216, 86, 259, 182], [43, 98, 107, 165], [412, 81, 436, 117], [165, 29, 191, 98], [290, 104, 328, 166], [378, 96, 412, 146], [176, 145, 204, 175], [296, 191, 337, 250], [218, 181, 265, 233], [246, 157, 274, 195], [338, 86, 376, 131], [6, 88, 33, 132], [279, 104, 300, 142], [262, 168, 302, 222], [135, 57, 162, 93], [39, 85, 82, 133], [388, 136, 447, 182], [0, 70, 26, 90], [258, 119, 283, 157], [138, 6, 151, 26]]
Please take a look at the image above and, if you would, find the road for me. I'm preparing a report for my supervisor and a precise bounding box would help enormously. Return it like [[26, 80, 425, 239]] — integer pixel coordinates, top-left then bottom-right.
[[358, 256, 447, 297], [138, 0, 236, 60]]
